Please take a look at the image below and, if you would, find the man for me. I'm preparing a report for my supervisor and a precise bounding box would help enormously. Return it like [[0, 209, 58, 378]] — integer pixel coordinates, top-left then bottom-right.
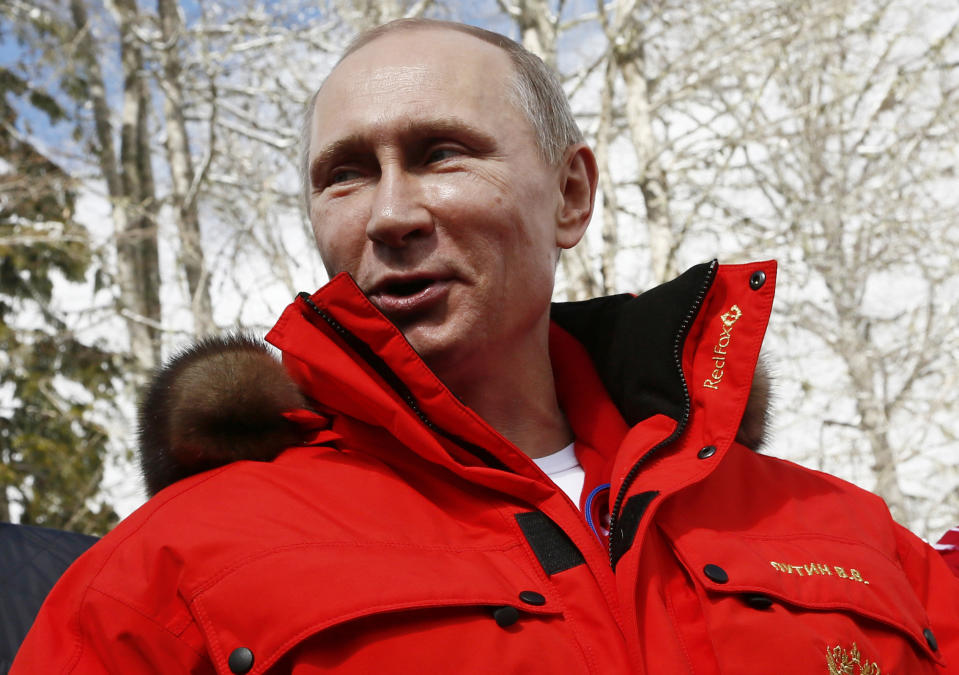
[[14, 19, 959, 673]]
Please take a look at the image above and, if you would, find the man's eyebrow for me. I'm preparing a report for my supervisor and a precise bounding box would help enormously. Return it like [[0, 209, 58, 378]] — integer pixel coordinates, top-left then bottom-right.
[[310, 135, 368, 183], [399, 117, 497, 147], [309, 117, 497, 179]]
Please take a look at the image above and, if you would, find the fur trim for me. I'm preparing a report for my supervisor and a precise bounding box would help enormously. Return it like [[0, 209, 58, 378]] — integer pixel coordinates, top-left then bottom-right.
[[138, 335, 309, 496], [735, 359, 771, 451]]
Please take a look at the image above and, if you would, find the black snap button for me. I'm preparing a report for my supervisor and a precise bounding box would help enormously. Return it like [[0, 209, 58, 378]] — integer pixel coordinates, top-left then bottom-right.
[[697, 445, 717, 459], [742, 593, 773, 609], [749, 270, 766, 290], [228, 647, 254, 674], [519, 590, 546, 606], [924, 627, 939, 652], [493, 605, 520, 628], [703, 564, 729, 584]]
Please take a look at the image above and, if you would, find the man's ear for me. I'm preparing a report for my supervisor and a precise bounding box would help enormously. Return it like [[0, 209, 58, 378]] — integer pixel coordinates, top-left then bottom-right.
[[555, 142, 598, 249]]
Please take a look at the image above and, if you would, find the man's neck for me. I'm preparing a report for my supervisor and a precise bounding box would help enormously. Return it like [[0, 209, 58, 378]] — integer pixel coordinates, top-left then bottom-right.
[[437, 333, 572, 460]]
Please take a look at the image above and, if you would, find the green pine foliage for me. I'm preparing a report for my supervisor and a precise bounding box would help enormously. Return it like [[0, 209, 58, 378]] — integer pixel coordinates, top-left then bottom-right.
[[1, 68, 121, 535]]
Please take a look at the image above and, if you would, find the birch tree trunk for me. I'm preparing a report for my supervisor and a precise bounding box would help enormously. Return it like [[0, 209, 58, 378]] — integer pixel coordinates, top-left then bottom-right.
[[70, 0, 162, 373], [157, 0, 215, 336], [602, 0, 676, 284]]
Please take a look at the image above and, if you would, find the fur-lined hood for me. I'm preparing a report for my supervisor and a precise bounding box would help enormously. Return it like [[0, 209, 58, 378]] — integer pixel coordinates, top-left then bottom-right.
[[138, 334, 770, 497]]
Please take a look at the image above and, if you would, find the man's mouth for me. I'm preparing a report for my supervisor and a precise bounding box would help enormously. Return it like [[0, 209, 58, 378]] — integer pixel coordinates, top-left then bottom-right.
[[383, 278, 434, 297], [367, 275, 453, 319]]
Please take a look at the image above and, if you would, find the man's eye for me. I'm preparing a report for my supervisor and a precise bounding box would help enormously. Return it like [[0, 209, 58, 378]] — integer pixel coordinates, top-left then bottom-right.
[[426, 147, 461, 163], [329, 169, 361, 185]]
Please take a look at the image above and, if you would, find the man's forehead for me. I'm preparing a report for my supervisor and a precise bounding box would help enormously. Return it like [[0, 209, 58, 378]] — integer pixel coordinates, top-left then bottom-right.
[[310, 28, 519, 147], [319, 27, 513, 101]]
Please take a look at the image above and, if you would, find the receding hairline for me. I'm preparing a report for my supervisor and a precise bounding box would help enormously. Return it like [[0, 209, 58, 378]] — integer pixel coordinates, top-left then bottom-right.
[[314, 21, 522, 104], [338, 19, 526, 68], [306, 24, 526, 163]]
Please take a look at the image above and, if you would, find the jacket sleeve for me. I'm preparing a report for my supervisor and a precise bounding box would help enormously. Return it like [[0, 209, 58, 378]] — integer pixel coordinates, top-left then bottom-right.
[[11, 572, 213, 674], [894, 522, 959, 669]]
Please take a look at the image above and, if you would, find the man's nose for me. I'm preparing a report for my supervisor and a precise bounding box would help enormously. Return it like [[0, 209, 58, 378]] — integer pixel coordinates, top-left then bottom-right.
[[366, 169, 434, 248]]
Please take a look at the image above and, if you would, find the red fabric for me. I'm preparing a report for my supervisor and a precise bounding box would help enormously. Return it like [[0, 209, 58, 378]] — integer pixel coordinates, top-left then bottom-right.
[[549, 320, 626, 525], [14, 262, 959, 674], [936, 528, 959, 578]]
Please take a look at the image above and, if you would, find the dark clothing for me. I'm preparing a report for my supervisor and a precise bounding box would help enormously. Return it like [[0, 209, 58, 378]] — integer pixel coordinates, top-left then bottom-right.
[[0, 524, 96, 671]]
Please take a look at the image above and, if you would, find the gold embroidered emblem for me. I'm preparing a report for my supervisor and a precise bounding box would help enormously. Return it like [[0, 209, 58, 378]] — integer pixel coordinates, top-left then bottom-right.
[[703, 304, 742, 391], [720, 305, 742, 327], [826, 642, 882, 674]]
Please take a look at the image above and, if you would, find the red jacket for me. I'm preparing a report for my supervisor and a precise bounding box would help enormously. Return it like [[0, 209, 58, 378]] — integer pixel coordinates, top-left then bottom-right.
[[938, 528, 959, 577], [14, 261, 959, 673]]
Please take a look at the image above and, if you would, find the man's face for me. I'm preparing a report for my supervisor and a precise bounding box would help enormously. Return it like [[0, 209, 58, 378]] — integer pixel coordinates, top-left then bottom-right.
[[307, 28, 576, 373]]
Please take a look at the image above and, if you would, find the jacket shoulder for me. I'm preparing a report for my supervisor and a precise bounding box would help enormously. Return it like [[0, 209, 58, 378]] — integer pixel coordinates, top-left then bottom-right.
[[664, 443, 904, 555], [14, 446, 388, 672]]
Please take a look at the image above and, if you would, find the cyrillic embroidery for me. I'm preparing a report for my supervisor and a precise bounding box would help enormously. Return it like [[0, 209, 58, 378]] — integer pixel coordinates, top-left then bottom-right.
[[703, 305, 742, 391], [770, 561, 870, 584], [826, 642, 882, 675]]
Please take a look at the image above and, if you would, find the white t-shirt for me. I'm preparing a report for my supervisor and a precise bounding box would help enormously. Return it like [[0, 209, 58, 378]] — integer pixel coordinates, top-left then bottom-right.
[[533, 442, 586, 508]]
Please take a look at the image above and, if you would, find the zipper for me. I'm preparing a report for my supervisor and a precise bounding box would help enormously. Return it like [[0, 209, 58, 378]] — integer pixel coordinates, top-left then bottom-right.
[[607, 260, 718, 568], [296, 292, 508, 471]]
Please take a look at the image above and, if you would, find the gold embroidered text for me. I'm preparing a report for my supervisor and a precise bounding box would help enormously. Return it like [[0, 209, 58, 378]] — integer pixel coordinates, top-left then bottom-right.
[[769, 561, 870, 584], [703, 305, 742, 391]]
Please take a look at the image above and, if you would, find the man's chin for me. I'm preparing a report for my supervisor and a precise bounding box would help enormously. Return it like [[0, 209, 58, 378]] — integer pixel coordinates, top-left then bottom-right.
[[399, 324, 450, 358], [399, 325, 469, 374], [385, 299, 453, 355]]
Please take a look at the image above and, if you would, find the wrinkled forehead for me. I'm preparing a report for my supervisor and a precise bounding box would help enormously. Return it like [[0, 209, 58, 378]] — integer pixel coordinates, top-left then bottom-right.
[[310, 28, 520, 144]]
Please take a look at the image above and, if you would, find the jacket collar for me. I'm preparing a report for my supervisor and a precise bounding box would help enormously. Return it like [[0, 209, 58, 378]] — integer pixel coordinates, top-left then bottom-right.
[[266, 261, 770, 470], [140, 261, 773, 497], [551, 261, 718, 427]]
